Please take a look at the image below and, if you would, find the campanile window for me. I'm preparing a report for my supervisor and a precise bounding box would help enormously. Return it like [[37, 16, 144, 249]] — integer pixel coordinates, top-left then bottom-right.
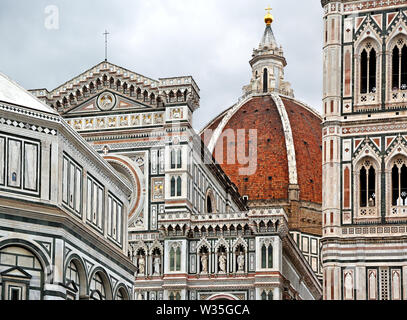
[[360, 45, 377, 94]]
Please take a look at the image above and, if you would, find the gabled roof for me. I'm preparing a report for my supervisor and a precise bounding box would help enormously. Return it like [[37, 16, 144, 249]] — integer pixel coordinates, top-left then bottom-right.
[[0, 72, 58, 115]]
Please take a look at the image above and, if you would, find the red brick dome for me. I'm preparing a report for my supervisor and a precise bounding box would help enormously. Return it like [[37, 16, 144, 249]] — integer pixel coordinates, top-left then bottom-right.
[[201, 94, 322, 204]]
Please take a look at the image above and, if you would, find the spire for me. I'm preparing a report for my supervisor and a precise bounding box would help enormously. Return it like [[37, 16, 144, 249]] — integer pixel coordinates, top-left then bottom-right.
[[260, 24, 278, 49], [260, 6, 277, 50]]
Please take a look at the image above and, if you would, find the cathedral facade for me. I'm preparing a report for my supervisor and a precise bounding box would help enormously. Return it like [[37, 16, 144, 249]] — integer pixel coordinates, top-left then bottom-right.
[[321, 0, 407, 300]]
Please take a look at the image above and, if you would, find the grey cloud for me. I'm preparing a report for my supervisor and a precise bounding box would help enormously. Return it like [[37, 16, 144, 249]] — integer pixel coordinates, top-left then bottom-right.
[[0, 0, 323, 131]]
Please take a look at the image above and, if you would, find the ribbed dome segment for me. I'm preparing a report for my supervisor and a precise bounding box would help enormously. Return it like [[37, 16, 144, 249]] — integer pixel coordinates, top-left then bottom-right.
[[201, 94, 322, 204]]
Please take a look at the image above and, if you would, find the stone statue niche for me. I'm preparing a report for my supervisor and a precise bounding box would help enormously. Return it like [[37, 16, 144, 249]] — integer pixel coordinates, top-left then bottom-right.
[[199, 247, 209, 275], [152, 248, 161, 276], [235, 245, 245, 273], [136, 249, 146, 276], [217, 246, 227, 274]]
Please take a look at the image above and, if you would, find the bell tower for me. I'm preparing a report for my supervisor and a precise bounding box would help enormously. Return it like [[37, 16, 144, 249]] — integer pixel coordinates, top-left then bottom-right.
[[321, 0, 407, 300]]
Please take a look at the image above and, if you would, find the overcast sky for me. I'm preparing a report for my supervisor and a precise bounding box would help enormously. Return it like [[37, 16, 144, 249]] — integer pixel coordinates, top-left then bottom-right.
[[0, 0, 323, 131]]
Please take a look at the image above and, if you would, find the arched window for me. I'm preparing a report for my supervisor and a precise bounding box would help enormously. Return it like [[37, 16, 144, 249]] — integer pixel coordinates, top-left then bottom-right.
[[177, 177, 182, 197], [359, 160, 376, 208], [0, 246, 44, 300], [170, 149, 182, 169], [261, 291, 267, 300], [261, 243, 273, 269], [391, 158, 407, 206], [263, 68, 268, 93], [360, 45, 377, 94], [171, 150, 176, 169], [66, 260, 80, 296], [261, 245, 267, 269], [169, 91, 175, 103], [177, 90, 183, 102], [177, 149, 182, 168], [169, 292, 175, 300], [171, 177, 176, 197], [116, 289, 124, 300], [90, 273, 106, 300], [207, 196, 213, 214], [115, 287, 128, 300], [268, 245, 273, 268], [267, 291, 273, 300], [392, 39, 407, 90], [176, 247, 181, 271], [175, 292, 181, 300], [170, 247, 175, 272]]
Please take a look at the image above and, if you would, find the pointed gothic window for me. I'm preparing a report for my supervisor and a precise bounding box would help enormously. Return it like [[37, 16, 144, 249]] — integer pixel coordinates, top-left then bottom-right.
[[263, 68, 268, 93], [268, 245, 273, 268], [267, 291, 273, 300], [361, 49, 368, 94], [392, 41, 407, 90], [171, 150, 176, 169], [392, 46, 400, 90], [176, 247, 181, 271], [261, 291, 267, 300], [206, 195, 213, 214], [177, 149, 182, 169], [360, 46, 377, 94], [171, 177, 176, 197], [369, 49, 377, 93], [392, 160, 407, 206], [177, 177, 182, 197], [402, 46, 407, 88], [170, 247, 175, 272], [261, 245, 267, 269], [360, 161, 376, 208]]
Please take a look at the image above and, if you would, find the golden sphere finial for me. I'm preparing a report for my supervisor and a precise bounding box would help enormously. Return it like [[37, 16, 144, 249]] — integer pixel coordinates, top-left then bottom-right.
[[264, 5, 274, 25]]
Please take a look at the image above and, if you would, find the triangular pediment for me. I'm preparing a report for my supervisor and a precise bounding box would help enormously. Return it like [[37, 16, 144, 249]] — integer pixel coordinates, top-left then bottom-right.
[[1, 266, 32, 279], [62, 90, 154, 116]]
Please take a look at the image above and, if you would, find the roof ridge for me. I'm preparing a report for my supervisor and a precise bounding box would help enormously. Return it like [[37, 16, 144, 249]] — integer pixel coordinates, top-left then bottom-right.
[[0, 72, 58, 115]]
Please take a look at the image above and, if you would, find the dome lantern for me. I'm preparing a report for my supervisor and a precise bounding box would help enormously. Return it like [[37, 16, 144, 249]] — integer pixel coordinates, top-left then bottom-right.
[[242, 6, 294, 97]]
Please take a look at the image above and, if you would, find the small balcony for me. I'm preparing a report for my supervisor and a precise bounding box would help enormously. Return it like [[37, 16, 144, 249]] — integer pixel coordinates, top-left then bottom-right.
[[355, 89, 380, 112], [359, 92, 377, 104], [391, 206, 407, 216], [388, 86, 407, 108], [359, 206, 377, 217]]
